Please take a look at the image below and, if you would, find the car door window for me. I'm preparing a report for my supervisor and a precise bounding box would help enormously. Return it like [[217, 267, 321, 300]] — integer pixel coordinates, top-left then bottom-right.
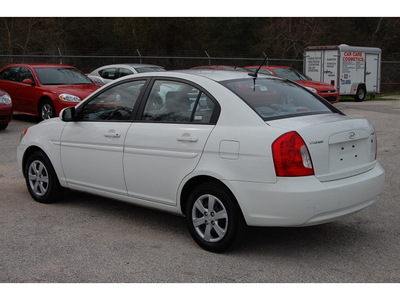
[[19, 67, 35, 84], [99, 68, 118, 79], [118, 68, 133, 78], [79, 80, 145, 121], [0, 66, 20, 82], [142, 80, 218, 124]]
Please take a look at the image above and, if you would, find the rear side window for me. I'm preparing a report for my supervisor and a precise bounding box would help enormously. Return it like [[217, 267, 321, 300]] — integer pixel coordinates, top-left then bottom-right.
[[0, 67, 20, 82], [221, 78, 333, 120], [141, 80, 218, 124], [118, 68, 133, 78]]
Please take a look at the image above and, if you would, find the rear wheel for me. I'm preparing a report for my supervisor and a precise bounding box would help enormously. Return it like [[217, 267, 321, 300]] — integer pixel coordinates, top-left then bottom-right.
[[355, 85, 366, 101], [39, 100, 56, 120], [185, 182, 244, 252], [25, 151, 64, 203]]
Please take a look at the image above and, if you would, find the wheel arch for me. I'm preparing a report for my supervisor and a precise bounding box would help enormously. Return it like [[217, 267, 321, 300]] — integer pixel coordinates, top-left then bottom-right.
[[21, 146, 48, 178], [37, 95, 53, 111], [37, 96, 55, 118], [179, 175, 245, 221]]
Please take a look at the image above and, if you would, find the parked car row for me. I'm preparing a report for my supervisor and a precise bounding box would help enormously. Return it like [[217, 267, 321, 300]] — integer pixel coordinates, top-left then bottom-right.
[[0, 62, 337, 130]]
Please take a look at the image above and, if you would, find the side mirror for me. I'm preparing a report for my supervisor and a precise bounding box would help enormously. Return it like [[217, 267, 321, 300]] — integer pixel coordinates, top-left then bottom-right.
[[22, 78, 34, 85], [60, 106, 76, 122]]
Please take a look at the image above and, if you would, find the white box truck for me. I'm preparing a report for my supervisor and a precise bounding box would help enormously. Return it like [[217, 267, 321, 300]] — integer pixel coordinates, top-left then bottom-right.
[[304, 45, 381, 101]]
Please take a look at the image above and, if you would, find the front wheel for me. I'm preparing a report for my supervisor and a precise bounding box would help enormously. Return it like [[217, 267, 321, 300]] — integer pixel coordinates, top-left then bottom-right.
[[39, 100, 56, 120], [25, 151, 64, 203], [185, 182, 244, 252]]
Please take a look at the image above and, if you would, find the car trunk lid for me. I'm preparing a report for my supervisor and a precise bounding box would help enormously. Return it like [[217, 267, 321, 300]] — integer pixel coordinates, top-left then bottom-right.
[[267, 113, 377, 181]]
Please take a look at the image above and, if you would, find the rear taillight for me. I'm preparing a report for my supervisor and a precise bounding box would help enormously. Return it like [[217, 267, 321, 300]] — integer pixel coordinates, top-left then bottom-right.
[[272, 131, 314, 177]]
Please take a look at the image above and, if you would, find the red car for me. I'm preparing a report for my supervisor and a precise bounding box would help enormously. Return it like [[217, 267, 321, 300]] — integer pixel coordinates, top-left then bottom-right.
[[0, 89, 12, 130], [0, 64, 101, 120], [244, 65, 339, 103]]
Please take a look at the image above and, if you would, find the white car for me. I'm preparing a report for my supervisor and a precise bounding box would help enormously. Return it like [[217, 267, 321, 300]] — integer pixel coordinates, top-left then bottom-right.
[[17, 70, 385, 252], [87, 63, 165, 85]]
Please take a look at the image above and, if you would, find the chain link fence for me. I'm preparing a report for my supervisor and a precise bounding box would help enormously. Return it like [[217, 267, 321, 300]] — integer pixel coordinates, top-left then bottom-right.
[[1, 53, 399, 93]]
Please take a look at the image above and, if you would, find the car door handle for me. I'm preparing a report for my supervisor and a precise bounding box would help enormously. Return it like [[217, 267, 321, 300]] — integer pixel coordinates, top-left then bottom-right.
[[177, 134, 198, 142], [104, 130, 121, 138]]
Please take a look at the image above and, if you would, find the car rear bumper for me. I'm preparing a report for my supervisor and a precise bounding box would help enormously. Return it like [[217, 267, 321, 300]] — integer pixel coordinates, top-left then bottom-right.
[[227, 162, 385, 227]]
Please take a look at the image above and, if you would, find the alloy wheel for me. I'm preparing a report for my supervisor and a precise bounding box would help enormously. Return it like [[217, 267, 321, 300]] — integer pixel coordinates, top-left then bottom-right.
[[191, 194, 229, 243], [28, 160, 49, 197]]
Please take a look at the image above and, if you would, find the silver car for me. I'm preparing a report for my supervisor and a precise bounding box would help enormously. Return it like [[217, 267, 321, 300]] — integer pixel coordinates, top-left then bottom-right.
[[87, 63, 165, 85]]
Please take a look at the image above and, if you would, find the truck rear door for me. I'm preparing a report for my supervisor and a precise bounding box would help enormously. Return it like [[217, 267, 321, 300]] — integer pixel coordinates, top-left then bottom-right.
[[365, 54, 380, 94], [322, 50, 339, 88], [304, 50, 322, 82]]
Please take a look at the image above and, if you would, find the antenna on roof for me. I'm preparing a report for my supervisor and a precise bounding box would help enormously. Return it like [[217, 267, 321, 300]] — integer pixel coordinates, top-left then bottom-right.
[[248, 53, 268, 78]]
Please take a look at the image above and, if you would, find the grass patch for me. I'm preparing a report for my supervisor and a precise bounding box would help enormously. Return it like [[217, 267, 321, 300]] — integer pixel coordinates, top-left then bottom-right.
[[339, 93, 400, 101]]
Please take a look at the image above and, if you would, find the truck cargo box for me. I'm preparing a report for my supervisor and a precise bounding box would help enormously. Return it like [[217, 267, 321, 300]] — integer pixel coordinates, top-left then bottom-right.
[[304, 45, 381, 101]]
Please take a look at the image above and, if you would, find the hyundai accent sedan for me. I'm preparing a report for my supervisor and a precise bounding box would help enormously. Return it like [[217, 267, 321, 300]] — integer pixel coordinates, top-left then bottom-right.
[[0, 64, 100, 120], [17, 70, 385, 252]]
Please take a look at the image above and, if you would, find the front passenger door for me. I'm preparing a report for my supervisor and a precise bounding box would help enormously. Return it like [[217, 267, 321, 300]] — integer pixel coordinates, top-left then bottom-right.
[[60, 80, 146, 195]]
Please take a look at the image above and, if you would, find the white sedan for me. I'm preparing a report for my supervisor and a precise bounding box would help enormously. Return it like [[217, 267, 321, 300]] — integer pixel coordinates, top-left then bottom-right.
[[17, 70, 385, 252], [87, 63, 165, 85]]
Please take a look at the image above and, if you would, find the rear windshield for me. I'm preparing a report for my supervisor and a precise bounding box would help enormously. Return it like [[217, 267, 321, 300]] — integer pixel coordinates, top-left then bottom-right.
[[221, 78, 333, 121]]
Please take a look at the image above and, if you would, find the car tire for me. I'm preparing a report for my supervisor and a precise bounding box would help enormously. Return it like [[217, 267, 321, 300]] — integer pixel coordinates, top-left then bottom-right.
[[185, 182, 245, 252], [39, 100, 56, 120], [25, 151, 64, 204], [355, 85, 366, 102], [0, 123, 8, 130]]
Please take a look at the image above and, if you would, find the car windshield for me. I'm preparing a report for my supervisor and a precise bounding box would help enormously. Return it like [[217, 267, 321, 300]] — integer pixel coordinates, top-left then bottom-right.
[[35, 67, 93, 85], [135, 66, 166, 73], [221, 78, 333, 121], [272, 68, 309, 81]]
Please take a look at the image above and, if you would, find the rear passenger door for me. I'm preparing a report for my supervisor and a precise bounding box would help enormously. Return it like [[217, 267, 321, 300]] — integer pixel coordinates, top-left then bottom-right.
[[123, 79, 219, 205]]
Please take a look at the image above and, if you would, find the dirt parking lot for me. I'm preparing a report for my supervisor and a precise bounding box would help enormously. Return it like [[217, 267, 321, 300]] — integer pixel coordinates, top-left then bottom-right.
[[0, 100, 399, 284]]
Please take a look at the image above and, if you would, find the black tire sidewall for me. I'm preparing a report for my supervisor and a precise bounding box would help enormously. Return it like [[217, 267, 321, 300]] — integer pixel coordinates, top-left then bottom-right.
[[185, 182, 242, 253], [355, 86, 366, 101]]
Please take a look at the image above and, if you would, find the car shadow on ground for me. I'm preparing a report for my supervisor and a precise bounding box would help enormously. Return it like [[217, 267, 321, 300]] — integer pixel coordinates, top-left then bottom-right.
[[57, 189, 369, 256], [12, 114, 40, 124]]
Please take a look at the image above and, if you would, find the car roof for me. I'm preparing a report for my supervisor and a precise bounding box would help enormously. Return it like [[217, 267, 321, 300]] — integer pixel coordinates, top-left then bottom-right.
[[169, 69, 274, 82], [245, 65, 293, 70], [3, 63, 76, 69], [191, 65, 243, 70], [95, 63, 163, 69]]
